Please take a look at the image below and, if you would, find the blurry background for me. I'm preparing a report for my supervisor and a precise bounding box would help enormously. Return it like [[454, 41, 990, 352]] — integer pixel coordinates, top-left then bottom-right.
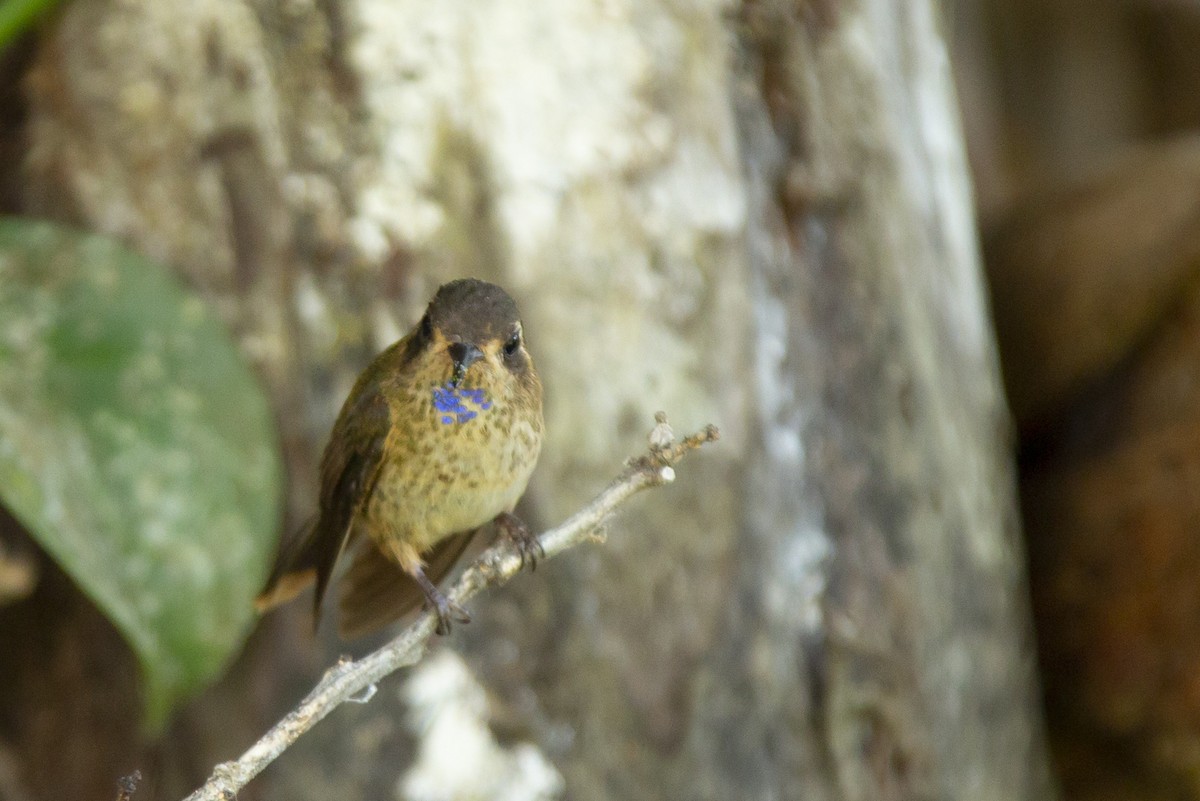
[[0, 0, 1197, 799]]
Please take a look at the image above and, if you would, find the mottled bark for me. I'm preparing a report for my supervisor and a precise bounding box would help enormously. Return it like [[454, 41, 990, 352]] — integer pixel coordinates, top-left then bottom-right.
[[4, 0, 1051, 799]]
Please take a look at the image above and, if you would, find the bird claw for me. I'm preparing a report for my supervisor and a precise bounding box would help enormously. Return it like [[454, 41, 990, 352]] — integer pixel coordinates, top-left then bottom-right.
[[495, 511, 543, 571], [413, 566, 471, 635], [426, 592, 471, 635]]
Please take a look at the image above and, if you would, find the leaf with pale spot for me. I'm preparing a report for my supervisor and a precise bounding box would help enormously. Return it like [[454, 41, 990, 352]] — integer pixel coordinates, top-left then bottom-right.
[[0, 219, 281, 728]]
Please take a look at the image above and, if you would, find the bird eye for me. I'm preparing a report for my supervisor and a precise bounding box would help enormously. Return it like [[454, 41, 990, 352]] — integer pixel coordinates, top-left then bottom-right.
[[503, 330, 521, 357]]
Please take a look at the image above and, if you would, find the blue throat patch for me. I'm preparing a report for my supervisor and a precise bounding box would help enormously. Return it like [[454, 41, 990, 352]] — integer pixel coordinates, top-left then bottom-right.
[[433, 383, 492, 425]]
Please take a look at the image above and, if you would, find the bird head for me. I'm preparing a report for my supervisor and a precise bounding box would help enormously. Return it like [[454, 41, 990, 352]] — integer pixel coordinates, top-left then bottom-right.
[[416, 279, 536, 397]]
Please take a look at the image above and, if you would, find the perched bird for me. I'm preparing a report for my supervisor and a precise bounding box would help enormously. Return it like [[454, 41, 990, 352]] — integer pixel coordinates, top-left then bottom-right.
[[256, 279, 544, 637]]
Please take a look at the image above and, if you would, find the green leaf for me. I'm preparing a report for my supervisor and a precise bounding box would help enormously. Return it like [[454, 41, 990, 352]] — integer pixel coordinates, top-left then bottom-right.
[[0, 218, 281, 728], [0, 0, 64, 50]]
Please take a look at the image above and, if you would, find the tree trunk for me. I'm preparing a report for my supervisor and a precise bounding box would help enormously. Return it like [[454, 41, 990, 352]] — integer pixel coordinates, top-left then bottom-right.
[[692, 2, 1053, 799], [4, 0, 1053, 799]]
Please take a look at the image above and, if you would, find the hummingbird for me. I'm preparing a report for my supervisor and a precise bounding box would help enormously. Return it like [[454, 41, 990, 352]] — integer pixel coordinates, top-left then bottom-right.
[[256, 279, 544, 637]]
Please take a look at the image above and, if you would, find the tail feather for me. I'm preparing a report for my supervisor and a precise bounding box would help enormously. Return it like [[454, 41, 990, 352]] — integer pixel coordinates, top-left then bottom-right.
[[255, 518, 319, 612], [254, 568, 316, 612]]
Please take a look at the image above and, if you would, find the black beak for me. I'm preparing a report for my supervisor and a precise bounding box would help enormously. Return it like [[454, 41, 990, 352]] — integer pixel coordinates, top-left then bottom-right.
[[448, 342, 484, 387]]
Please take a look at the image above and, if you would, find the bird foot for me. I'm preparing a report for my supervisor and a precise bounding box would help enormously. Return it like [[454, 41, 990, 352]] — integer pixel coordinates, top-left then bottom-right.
[[495, 511, 543, 571], [430, 594, 471, 636], [413, 567, 470, 635]]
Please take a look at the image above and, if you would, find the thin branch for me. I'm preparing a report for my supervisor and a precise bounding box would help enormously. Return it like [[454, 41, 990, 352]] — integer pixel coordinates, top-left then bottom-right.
[[115, 771, 142, 801], [181, 414, 719, 801]]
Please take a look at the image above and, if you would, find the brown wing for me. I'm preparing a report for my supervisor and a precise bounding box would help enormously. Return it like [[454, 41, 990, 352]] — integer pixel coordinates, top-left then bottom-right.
[[256, 337, 414, 621], [338, 529, 478, 639], [308, 378, 394, 621]]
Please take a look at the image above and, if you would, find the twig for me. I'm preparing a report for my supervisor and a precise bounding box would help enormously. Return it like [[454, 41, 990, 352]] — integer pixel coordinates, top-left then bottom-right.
[[115, 770, 142, 801], [181, 414, 718, 801]]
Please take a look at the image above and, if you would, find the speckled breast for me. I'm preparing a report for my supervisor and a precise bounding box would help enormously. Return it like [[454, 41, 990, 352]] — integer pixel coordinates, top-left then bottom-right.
[[365, 380, 543, 548]]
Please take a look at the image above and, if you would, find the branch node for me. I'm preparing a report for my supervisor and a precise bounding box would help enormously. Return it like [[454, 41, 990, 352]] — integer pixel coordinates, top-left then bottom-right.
[[649, 412, 674, 451], [348, 683, 378, 704]]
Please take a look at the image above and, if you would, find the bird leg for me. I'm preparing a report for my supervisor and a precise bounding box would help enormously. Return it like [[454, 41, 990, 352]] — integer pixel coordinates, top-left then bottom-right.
[[494, 511, 543, 571], [410, 564, 470, 635]]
